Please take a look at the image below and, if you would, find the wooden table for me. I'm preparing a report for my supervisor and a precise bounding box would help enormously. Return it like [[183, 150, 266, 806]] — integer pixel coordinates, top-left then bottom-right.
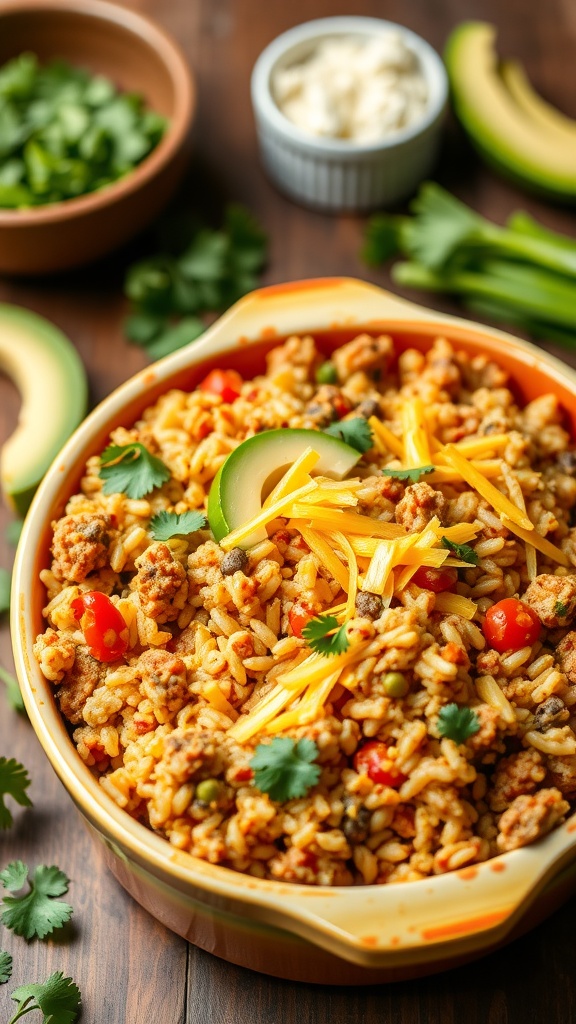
[[1, 1, 576, 1020]]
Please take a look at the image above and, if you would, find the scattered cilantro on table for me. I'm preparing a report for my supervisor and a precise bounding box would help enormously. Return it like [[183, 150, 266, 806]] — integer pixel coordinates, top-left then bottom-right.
[[250, 737, 321, 803], [99, 442, 171, 499], [0, 949, 13, 983], [0, 666, 26, 714], [0, 567, 10, 614], [149, 509, 207, 541], [0, 758, 32, 829], [301, 613, 350, 657], [437, 703, 480, 744], [124, 204, 268, 360], [324, 417, 373, 453], [440, 537, 479, 566], [8, 970, 81, 1024], [0, 52, 165, 209], [0, 862, 73, 940], [381, 465, 435, 482]]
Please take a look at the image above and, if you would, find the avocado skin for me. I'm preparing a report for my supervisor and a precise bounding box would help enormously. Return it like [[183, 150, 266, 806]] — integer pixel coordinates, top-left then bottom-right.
[[444, 21, 576, 204], [0, 304, 88, 516]]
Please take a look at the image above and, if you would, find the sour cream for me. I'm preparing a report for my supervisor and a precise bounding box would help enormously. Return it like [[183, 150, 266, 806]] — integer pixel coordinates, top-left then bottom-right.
[[272, 32, 429, 143]]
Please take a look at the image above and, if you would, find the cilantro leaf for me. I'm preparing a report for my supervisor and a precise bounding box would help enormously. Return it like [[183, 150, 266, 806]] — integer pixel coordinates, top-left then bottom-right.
[[324, 417, 373, 453], [301, 613, 350, 657], [381, 465, 435, 482], [99, 442, 171, 499], [0, 949, 12, 983], [0, 758, 32, 829], [361, 213, 404, 266], [0, 567, 10, 614], [149, 510, 207, 541], [555, 600, 569, 617], [6, 520, 23, 547], [9, 971, 81, 1024], [437, 703, 480, 744], [440, 537, 479, 566], [250, 737, 321, 802], [1, 863, 73, 940], [0, 665, 26, 715]]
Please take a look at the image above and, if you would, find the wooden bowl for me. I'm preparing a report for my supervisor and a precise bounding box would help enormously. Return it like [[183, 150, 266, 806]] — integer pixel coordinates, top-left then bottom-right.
[[0, 0, 195, 274]]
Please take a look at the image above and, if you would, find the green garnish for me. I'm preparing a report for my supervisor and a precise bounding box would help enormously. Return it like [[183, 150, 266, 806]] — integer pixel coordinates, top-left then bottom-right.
[[0, 568, 10, 614], [8, 971, 81, 1024], [381, 464, 435, 482], [250, 737, 321, 802], [99, 443, 170, 499], [301, 613, 350, 657], [0, 52, 166, 209], [124, 204, 268, 360], [324, 417, 373, 454], [363, 182, 576, 347], [0, 666, 26, 715], [0, 862, 73, 940], [437, 703, 480, 744], [6, 520, 23, 547], [0, 757, 32, 829], [0, 949, 12, 983], [555, 600, 569, 617], [149, 509, 207, 541], [441, 537, 479, 565]]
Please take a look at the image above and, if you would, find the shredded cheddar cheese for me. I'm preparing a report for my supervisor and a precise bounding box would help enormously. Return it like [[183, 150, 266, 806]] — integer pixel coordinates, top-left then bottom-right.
[[440, 444, 534, 530], [402, 396, 432, 468], [263, 447, 320, 509]]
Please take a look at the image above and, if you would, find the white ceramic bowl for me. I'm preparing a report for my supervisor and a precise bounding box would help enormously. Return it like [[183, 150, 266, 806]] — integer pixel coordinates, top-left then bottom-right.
[[12, 279, 576, 984], [251, 17, 448, 211]]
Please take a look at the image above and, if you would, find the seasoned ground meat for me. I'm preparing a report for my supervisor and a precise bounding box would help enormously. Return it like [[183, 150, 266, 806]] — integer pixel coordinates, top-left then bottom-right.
[[158, 728, 225, 784], [355, 398, 380, 420], [395, 482, 447, 533], [533, 696, 570, 732], [138, 649, 188, 712], [496, 788, 569, 851], [355, 592, 383, 620], [555, 631, 576, 682], [332, 332, 393, 381], [305, 384, 352, 426], [56, 646, 105, 724], [51, 512, 114, 582], [523, 573, 576, 628], [545, 755, 576, 798], [130, 543, 188, 623], [488, 749, 546, 812], [221, 548, 249, 576]]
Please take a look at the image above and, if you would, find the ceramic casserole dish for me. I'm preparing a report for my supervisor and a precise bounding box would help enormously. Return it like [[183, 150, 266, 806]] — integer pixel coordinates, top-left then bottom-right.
[[12, 278, 576, 984]]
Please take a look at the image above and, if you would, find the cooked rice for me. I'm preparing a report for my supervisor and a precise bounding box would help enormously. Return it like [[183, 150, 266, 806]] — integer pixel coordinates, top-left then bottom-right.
[[33, 331, 576, 885]]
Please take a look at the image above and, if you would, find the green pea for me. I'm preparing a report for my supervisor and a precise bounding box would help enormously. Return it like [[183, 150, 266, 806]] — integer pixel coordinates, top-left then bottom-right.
[[195, 778, 222, 805], [382, 671, 409, 698], [315, 361, 338, 385]]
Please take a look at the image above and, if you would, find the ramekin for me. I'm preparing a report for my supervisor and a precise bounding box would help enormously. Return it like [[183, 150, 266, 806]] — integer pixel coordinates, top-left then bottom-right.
[[250, 17, 448, 211]]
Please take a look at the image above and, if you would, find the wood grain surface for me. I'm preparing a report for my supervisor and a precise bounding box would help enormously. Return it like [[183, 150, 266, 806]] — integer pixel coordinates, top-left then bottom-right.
[[1, 1, 576, 1021]]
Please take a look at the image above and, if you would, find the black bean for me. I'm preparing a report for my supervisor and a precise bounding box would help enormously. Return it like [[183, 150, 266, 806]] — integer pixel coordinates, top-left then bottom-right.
[[355, 591, 383, 620], [356, 398, 380, 420], [342, 805, 371, 844], [557, 451, 576, 476], [534, 695, 569, 731], [221, 547, 249, 576]]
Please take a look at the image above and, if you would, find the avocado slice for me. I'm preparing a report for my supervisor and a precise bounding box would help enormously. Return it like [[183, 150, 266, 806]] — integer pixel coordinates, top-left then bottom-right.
[[445, 22, 576, 201], [500, 60, 576, 149], [0, 304, 88, 516], [208, 428, 362, 548]]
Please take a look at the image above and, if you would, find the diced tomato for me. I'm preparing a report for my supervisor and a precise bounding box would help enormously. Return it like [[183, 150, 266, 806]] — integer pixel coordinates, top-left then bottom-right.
[[199, 368, 243, 403], [232, 766, 254, 783], [332, 393, 353, 419], [289, 603, 314, 639], [353, 741, 407, 787], [482, 597, 541, 653], [72, 591, 130, 663], [412, 566, 458, 593]]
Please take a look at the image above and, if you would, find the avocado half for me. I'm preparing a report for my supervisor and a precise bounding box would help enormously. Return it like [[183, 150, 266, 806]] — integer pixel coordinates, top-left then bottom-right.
[[208, 428, 362, 548], [445, 22, 576, 202], [0, 304, 88, 516]]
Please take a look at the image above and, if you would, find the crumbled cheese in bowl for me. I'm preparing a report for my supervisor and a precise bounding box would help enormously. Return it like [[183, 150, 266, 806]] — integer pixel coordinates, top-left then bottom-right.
[[272, 33, 429, 142]]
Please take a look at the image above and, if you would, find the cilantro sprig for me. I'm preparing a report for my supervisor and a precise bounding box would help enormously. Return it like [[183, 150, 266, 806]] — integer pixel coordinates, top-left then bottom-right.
[[441, 537, 479, 566], [324, 417, 373, 453], [0, 949, 12, 983], [124, 204, 268, 360], [8, 970, 81, 1024], [0, 666, 25, 715], [250, 737, 321, 802], [301, 614, 350, 657], [0, 567, 10, 614], [381, 465, 435, 482], [437, 703, 480, 744], [99, 442, 170, 499], [149, 509, 207, 541], [0, 862, 73, 940], [0, 757, 32, 829]]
